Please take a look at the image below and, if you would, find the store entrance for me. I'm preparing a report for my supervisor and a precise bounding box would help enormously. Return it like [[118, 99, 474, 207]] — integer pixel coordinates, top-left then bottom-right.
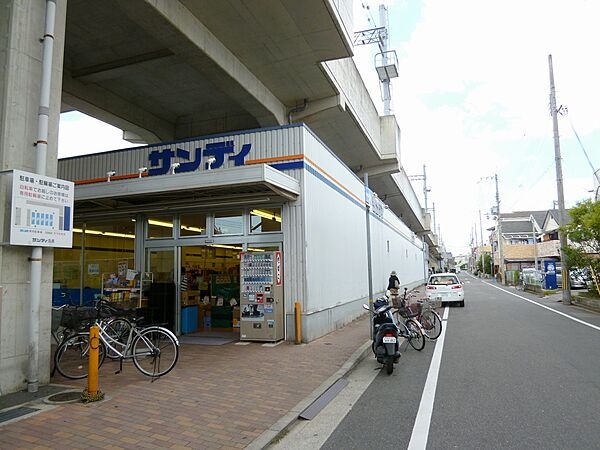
[[180, 245, 242, 337]]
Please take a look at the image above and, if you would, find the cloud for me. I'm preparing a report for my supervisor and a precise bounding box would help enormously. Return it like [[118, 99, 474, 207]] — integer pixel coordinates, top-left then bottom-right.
[[350, 0, 600, 255]]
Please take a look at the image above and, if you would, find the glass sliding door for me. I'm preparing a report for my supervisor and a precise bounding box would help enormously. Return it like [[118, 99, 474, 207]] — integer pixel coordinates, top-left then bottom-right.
[[180, 244, 242, 336], [146, 248, 177, 332]]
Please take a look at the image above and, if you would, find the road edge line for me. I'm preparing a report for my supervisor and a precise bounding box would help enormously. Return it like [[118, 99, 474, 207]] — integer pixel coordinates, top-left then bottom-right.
[[407, 306, 449, 450], [483, 281, 600, 332]]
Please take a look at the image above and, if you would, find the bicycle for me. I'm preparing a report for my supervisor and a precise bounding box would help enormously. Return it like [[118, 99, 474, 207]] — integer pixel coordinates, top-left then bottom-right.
[[51, 297, 127, 347], [394, 305, 425, 351], [387, 290, 425, 350], [51, 292, 86, 345], [400, 289, 442, 340], [54, 301, 179, 380]]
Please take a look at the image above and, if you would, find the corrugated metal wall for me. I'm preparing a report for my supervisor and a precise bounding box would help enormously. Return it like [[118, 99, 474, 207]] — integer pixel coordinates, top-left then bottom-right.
[[58, 125, 305, 181]]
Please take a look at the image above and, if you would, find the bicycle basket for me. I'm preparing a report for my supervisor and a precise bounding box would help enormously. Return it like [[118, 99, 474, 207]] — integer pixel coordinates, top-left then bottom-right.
[[397, 303, 421, 318], [60, 306, 96, 330], [51, 308, 63, 333]]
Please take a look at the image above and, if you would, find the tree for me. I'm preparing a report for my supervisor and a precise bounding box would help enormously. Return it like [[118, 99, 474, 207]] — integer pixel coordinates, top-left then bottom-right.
[[476, 253, 492, 275], [562, 199, 600, 293]]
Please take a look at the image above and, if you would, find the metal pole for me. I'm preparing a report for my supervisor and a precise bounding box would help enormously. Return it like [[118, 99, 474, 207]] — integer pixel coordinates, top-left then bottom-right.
[[423, 164, 428, 211], [28, 0, 57, 393], [365, 173, 374, 339], [495, 174, 503, 283], [379, 5, 391, 115], [532, 217, 538, 270], [548, 54, 571, 304], [479, 209, 485, 275]]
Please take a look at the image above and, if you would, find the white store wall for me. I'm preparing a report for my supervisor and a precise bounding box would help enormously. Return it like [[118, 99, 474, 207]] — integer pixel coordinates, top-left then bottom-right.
[[299, 129, 425, 340]]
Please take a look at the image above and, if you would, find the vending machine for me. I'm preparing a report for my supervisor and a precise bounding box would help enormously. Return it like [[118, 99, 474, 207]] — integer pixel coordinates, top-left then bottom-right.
[[240, 251, 284, 342]]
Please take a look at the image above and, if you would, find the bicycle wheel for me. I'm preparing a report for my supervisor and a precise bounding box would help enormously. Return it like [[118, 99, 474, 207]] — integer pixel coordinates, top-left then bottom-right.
[[406, 319, 425, 351], [420, 310, 442, 340], [103, 318, 132, 359], [132, 327, 179, 377], [54, 333, 106, 379]]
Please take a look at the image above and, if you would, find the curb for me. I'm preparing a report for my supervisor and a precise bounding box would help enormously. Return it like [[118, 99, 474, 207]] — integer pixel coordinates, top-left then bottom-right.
[[246, 339, 372, 450]]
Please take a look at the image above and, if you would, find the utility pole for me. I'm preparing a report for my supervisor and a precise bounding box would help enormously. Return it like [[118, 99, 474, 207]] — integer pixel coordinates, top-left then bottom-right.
[[531, 216, 538, 270], [479, 209, 485, 275], [495, 174, 503, 282], [432, 202, 436, 235], [548, 54, 571, 304], [408, 164, 430, 211], [422, 165, 429, 210]]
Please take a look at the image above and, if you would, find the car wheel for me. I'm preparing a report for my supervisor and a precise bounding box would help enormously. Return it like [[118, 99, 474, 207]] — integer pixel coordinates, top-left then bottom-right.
[[459, 300, 465, 307]]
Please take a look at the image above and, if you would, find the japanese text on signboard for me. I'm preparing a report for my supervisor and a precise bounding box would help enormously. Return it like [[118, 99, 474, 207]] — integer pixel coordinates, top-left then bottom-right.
[[148, 141, 252, 176]]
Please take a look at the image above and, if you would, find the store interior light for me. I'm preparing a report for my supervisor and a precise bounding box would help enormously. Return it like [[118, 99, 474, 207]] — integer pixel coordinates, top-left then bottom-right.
[[148, 219, 174, 228], [103, 231, 135, 239], [72, 228, 135, 239], [250, 209, 282, 223], [181, 225, 205, 233], [209, 244, 244, 250]]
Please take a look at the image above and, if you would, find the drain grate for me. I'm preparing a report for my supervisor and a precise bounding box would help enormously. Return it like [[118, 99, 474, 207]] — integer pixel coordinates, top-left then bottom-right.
[[0, 406, 39, 424], [299, 378, 349, 420]]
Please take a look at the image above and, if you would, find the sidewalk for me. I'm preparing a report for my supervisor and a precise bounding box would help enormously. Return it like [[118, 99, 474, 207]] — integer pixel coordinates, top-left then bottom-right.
[[0, 317, 369, 450]]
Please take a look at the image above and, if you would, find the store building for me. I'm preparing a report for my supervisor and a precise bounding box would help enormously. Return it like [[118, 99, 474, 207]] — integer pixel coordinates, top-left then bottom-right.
[[56, 123, 426, 341]]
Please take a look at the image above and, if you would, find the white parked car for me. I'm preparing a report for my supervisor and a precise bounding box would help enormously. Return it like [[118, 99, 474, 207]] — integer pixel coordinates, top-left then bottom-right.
[[426, 273, 465, 307]]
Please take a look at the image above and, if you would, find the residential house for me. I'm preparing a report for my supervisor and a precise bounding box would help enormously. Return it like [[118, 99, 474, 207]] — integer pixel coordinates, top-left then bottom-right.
[[486, 209, 573, 279]]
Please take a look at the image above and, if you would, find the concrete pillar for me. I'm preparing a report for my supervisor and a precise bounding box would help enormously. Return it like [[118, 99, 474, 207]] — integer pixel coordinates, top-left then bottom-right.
[[0, 0, 66, 395]]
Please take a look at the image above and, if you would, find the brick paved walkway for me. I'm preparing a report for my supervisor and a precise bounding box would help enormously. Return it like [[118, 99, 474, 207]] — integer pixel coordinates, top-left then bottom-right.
[[0, 317, 369, 450]]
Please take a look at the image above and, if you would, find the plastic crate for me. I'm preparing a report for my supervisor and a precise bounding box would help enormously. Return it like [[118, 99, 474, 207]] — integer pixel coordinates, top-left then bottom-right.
[[181, 306, 198, 334]]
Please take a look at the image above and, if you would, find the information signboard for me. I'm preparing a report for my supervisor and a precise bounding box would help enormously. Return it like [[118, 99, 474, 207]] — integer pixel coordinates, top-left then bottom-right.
[[10, 170, 74, 248]]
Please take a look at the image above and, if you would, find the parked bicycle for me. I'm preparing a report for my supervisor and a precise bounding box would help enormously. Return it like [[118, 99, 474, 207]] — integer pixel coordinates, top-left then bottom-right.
[[51, 296, 126, 347], [54, 300, 179, 380], [394, 303, 425, 351], [51, 292, 84, 345], [386, 290, 425, 350], [399, 288, 442, 340]]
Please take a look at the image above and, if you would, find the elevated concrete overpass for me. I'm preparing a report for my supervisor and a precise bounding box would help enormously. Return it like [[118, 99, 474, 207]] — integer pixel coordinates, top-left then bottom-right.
[[60, 0, 430, 236]]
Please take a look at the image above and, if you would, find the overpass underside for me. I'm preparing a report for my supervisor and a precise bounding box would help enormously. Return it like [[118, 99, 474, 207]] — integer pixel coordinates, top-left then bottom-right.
[[61, 0, 426, 233]]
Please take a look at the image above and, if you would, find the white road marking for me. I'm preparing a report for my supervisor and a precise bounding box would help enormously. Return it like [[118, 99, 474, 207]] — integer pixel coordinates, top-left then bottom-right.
[[483, 281, 600, 332], [442, 305, 449, 320], [407, 306, 449, 450]]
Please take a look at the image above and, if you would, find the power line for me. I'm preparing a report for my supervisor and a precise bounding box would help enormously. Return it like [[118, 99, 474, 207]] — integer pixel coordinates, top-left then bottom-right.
[[568, 117, 600, 185], [361, 2, 378, 27], [505, 161, 555, 210]]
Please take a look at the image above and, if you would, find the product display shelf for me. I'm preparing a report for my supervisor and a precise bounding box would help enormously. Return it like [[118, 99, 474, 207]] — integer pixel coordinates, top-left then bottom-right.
[[101, 271, 153, 308]]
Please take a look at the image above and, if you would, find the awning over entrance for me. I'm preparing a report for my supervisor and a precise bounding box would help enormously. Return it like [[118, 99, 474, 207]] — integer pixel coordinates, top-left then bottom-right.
[[74, 164, 300, 217]]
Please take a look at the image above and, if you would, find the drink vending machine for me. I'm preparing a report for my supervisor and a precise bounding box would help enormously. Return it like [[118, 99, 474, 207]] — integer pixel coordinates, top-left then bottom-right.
[[240, 251, 284, 341]]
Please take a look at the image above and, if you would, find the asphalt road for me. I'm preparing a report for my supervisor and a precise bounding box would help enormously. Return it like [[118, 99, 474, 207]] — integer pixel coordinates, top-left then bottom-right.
[[278, 275, 600, 450]]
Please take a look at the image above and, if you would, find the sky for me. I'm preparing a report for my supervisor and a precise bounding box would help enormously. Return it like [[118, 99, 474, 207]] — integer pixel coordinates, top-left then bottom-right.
[[58, 0, 600, 257], [352, 0, 600, 256]]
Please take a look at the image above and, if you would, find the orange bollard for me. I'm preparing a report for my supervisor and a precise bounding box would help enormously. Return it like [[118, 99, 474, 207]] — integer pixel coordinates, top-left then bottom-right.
[[294, 301, 302, 344], [87, 324, 100, 395]]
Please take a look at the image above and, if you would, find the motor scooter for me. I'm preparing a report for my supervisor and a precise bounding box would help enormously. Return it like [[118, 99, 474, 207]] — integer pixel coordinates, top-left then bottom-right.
[[362, 297, 401, 374]]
